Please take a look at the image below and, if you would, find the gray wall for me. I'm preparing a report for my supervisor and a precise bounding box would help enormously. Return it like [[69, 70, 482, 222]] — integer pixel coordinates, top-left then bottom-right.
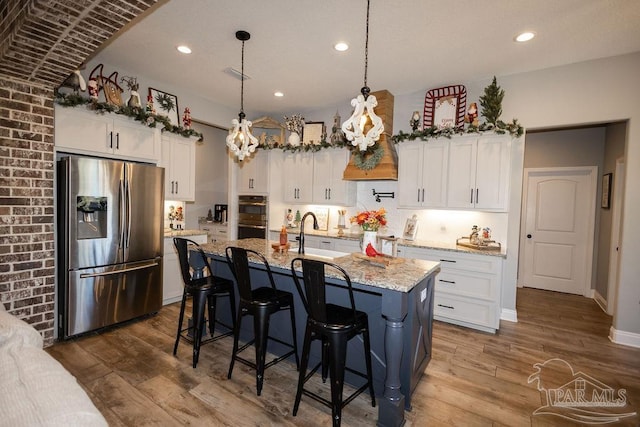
[[186, 122, 229, 228], [595, 123, 627, 300]]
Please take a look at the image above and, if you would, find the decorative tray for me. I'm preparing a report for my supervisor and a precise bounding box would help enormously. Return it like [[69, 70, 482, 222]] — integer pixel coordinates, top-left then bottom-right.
[[351, 252, 405, 268], [271, 242, 291, 253], [456, 237, 501, 251]]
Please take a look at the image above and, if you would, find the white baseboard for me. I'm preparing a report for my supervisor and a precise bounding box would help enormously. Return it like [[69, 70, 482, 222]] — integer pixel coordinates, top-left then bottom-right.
[[609, 326, 640, 348], [500, 308, 518, 323], [593, 291, 608, 313]]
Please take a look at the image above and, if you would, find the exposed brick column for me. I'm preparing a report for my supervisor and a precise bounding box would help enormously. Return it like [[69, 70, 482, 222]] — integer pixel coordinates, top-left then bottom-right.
[[0, 76, 55, 345]]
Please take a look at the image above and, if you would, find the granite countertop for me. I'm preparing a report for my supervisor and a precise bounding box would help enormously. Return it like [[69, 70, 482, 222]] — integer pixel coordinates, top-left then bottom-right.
[[164, 229, 207, 238], [270, 227, 506, 258], [200, 238, 440, 293]]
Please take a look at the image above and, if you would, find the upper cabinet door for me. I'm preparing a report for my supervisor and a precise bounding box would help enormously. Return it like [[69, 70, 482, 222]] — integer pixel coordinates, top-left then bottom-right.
[[283, 151, 313, 203], [237, 151, 270, 194], [397, 142, 424, 208], [474, 135, 511, 211], [55, 106, 113, 155], [446, 137, 477, 209], [161, 134, 196, 201], [312, 148, 355, 205], [422, 141, 449, 208], [112, 115, 160, 162]]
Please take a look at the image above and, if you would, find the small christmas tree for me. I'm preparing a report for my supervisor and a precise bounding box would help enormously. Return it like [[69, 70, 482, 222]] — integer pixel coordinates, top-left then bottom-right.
[[479, 76, 504, 126]]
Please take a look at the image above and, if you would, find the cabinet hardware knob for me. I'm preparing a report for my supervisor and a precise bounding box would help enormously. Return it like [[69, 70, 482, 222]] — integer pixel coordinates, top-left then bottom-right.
[[527, 234, 532, 238], [116, 133, 120, 150], [439, 259, 456, 263], [470, 188, 474, 204], [476, 188, 479, 204], [437, 304, 455, 310], [439, 279, 456, 284]]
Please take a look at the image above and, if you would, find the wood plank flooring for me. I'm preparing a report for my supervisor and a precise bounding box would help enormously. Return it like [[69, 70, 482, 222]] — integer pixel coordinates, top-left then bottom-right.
[[46, 287, 640, 426]]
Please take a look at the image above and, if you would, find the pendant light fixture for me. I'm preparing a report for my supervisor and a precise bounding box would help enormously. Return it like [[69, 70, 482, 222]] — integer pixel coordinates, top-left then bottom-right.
[[341, 0, 384, 151], [226, 30, 258, 161]]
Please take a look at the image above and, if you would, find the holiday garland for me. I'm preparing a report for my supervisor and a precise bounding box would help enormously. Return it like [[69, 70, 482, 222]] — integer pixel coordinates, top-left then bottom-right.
[[55, 93, 203, 140], [392, 119, 524, 144]]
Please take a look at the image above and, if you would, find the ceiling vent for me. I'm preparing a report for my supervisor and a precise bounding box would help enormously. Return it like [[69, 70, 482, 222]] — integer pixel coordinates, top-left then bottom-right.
[[223, 67, 251, 81]]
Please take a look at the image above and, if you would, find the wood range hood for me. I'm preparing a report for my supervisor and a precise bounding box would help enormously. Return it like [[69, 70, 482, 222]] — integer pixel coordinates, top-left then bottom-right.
[[343, 90, 398, 181]]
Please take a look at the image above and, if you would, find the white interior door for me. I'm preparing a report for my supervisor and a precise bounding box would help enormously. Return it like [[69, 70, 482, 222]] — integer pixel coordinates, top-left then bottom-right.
[[521, 167, 597, 295]]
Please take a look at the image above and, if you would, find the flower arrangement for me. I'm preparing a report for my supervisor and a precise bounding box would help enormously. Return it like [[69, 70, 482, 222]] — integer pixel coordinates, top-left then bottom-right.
[[350, 208, 387, 231], [283, 114, 305, 134]]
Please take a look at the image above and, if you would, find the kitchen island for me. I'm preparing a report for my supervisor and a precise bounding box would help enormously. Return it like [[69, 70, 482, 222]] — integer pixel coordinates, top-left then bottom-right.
[[199, 238, 440, 427]]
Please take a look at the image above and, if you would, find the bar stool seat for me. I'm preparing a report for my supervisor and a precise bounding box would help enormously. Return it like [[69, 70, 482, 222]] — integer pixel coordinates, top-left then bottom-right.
[[291, 257, 375, 427], [226, 246, 299, 396], [173, 237, 236, 368]]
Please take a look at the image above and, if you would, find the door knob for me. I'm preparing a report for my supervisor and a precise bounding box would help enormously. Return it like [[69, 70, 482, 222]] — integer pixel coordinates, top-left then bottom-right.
[[527, 234, 532, 238]]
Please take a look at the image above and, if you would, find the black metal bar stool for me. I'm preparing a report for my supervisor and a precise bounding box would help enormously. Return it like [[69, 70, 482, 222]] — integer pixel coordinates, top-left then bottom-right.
[[290, 257, 376, 427], [225, 246, 299, 396], [173, 237, 236, 368]]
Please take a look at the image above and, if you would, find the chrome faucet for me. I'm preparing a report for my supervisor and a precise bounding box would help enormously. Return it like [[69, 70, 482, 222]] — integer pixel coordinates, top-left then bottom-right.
[[298, 211, 319, 254]]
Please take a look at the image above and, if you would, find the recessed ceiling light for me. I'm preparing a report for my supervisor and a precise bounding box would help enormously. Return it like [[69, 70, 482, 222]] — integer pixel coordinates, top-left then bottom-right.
[[334, 42, 349, 52], [514, 32, 535, 43], [177, 45, 192, 54], [274, 91, 284, 97]]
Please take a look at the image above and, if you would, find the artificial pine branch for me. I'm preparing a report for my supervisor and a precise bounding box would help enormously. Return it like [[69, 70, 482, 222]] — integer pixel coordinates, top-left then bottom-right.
[[479, 76, 504, 125]]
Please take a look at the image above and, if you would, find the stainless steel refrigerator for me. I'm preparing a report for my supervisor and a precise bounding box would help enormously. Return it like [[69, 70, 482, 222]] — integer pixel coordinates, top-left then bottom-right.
[[57, 156, 164, 339]]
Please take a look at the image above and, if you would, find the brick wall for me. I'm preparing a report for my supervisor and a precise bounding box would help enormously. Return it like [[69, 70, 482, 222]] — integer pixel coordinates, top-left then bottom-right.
[[0, 0, 158, 346], [0, 76, 56, 345]]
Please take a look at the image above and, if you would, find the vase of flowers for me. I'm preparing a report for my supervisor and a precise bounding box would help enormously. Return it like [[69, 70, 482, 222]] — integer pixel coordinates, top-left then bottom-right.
[[350, 208, 387, 254], [284, 114, 305, 147]]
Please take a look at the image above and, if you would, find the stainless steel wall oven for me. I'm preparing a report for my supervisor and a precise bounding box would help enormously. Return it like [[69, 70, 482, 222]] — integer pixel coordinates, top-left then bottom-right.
[[237, 195, 267, 239]]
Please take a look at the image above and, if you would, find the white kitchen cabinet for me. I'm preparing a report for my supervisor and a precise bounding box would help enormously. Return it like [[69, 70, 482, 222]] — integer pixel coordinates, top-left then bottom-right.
[[397, 140, 448, 208], [447, 135, 511, 211], [312, 148, 356, 205], [160, 134, 196, 201], [237, 151, 270, 194], [163, 233, 208, 305], [199, 223, 229, 243], [283, 151, 314, 203], [402, 246, 502, 332], [54, 105, 160, 162]]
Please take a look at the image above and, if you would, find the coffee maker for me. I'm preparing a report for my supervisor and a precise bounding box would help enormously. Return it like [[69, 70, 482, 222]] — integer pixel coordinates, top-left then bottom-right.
[[214, 204, 228, 223]]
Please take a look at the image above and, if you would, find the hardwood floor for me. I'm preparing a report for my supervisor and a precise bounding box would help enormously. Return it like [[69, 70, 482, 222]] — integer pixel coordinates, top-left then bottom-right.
[[46, 287, 640, 426]]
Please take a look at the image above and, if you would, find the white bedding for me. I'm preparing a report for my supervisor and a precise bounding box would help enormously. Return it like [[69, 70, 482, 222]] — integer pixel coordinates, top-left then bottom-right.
[[0, 306, 107, 427]]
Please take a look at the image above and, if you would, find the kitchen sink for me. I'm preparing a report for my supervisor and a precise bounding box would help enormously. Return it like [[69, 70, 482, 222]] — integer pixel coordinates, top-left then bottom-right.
[[288, 247, 350, 261]]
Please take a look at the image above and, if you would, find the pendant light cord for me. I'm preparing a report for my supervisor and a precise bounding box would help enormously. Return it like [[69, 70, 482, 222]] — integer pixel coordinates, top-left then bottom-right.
[[361, 0, 371, 97], [240, 38, 245, 115]]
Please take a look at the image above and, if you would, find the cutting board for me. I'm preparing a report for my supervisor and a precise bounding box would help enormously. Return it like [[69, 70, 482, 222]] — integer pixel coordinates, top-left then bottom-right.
[[351, 252, 404, 268]]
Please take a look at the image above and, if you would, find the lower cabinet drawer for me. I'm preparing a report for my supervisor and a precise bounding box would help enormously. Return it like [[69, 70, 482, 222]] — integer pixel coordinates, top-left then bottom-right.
[[434, 293, 498, 330], [435, 269, 498, 301]]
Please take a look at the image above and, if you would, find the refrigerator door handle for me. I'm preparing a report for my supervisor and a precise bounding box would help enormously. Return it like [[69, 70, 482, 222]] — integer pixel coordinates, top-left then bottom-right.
[[79, 261, 159, 279], [118, 178, 126, 249], [125, 175, 132, 248]]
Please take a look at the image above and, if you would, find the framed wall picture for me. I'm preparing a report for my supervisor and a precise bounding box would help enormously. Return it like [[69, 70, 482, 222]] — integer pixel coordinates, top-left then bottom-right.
[[313, 207, 329, 231], [423, 85, 467, 130], [149, 87, 180, 126], [601, 173, 612, 209], [302, 121, 325, 145], [403, 215, 418, 240], [251, 116, 285, 148]]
